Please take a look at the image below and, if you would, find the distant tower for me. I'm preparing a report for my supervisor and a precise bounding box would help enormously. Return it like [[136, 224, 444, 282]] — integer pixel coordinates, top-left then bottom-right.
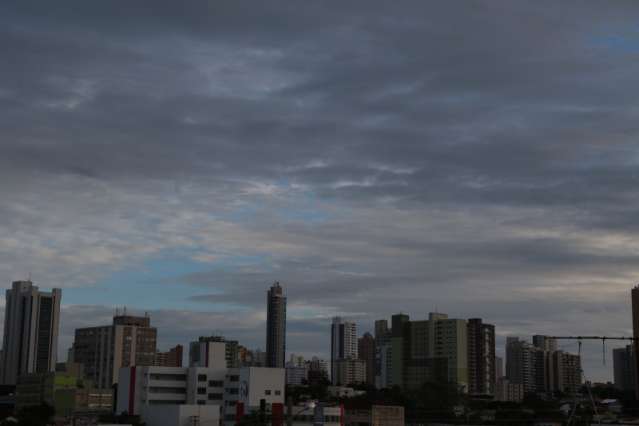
[[632, 286, 639, 400], [1, 281, 62, 385], [266, 282, 286, 368]]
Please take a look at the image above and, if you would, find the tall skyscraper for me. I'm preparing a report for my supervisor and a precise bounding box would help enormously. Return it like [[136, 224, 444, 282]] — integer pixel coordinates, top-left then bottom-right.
[[266, 282, 286, 368], [632, 285, 639, 400], [73, 313, 157, 389], [1, 281, 62, 385], [467, 318, 496, 395], [331, 317, 357, 383], [358, 332, 376, 386]]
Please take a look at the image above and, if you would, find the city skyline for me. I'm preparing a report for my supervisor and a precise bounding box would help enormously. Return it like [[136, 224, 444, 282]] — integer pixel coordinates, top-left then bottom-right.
[[2, 0, 639, 385]]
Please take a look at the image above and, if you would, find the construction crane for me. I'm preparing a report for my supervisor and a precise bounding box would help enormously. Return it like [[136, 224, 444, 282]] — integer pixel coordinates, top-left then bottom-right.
[[548, 335, 637, 365], [546, 335, 638, 425]]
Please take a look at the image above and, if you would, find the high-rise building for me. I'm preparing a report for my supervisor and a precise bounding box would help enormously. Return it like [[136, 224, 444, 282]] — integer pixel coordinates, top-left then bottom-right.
[[506, 336, 580, 396], [189, 336, 239, 369], [1, 281, 61, 385], [613, 345, 636, 391], [358, 332, 376, 386], [154, 345, 184, 367], [532, 335, 557, 352], [506, 337, 536, 394], [380, 312, 467, 391], [330, 317, 357, 383], [550, 351, 581, 395], [266, 282, 286, 368], [73, 313, 157, 389], [632, 285, 639, 400], [467, 318, 496, 395], [495, 356, 503, 380], [333, 358, 367, 386]]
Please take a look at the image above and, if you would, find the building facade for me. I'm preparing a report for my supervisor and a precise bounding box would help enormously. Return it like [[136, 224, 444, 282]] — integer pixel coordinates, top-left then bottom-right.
[[154, 345, 183, 367], [333, 358, 366, 386], [266, 282, 286, 368], [190, 336, 239, 369], [358, 332, 376, 386], [506, 336, 581, 396], [467, 318, 496, 396], [73, 314, 157, 389], [330, 317, 357, 384], [1, 281, 61, 385], [632, 285, 639, 400], [613, 345, 635, 391]]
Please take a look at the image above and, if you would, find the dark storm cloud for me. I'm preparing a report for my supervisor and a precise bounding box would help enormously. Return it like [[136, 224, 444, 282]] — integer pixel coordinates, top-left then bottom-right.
[[2, 0, 639, 380]]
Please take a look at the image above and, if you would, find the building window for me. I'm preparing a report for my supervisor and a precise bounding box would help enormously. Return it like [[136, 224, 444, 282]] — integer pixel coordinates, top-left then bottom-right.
[[197, 400, 206, 405], [265, 390, 271, 395], [228, 375, 239, 382], [208, 393, 223, 400], [209, 380, 224, 387], [198, 374, 207, 382], [197, 387, 206, 395], [274, 390, 281, 396]]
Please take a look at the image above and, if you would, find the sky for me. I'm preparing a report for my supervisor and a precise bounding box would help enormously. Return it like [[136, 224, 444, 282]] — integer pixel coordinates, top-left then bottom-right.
[[1, 0, 639, 382]]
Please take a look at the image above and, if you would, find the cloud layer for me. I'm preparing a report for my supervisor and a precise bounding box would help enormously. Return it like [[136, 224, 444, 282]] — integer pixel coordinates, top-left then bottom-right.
[[1, 0, 639, 380]]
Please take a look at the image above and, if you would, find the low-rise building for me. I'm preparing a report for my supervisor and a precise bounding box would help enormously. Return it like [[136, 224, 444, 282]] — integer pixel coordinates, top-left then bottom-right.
[[16, 371, 112, 418], [116, 365, 285, 426]]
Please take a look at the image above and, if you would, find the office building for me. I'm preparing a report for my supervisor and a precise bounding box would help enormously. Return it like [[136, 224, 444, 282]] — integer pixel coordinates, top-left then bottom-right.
[[189, 336, 239, 369], [154, 345, 183, 367], [73, 313, 157, 389], [266, 282, 286, 368], [613, 345, 636, 391], [358, 332, 376, 386], [632, 285, 639, 400], [1, 281, 61, 385], [467, 318, 496, 395]]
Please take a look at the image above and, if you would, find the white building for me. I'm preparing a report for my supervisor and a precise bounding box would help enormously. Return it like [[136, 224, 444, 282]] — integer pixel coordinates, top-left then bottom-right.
[[116, 365, 284, 426], [223, 367, 285, 426]]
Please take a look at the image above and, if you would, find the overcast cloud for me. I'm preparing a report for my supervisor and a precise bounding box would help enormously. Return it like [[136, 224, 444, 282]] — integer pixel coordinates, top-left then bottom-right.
[[2, 0, 639, 381]]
